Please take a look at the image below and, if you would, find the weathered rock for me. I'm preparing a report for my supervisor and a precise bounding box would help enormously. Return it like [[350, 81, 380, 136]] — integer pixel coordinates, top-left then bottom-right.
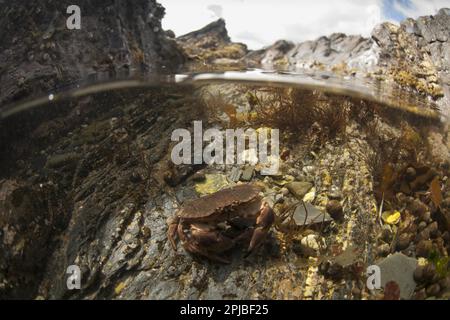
[[241, 8, 450, 112], [0, 0, 185, 106], [245, 33, 378, 72], [373, 8, 450, 104], [177, 19, 247, 66]]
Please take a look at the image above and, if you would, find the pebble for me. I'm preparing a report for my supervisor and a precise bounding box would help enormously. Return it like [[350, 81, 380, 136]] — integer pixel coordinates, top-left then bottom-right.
[[426, 283, 441, 297], [326, 200, 344, 221], [425, 222, 439, 239], [129, 172, 142, 183], [380, 226, 393, 243], [327, 263, 344, 281], [419, 211, 431, 223], [439, 277, 450, 289], [302, 166, 316, 175], [418, 221, 427, 231], [408, 199, 428, 217], [422, 263, 436, 283], [228, 167, 242, 182], [240, 165, 254, 181], [442, 231, 450, 244], [191, 172, 206, 182], [416, 240, 433, 258], [280, 187, 290, 196], [406, 167, 416, 180], [351, 287, 361, 299], [300, 234, 325, 256], [396, 233, 412, 251], [377, 243, 391, 257], [293, 203, 331, 227], [414, 266, 424, 283], [328, 186, 343, 200], [287, 168, 298, 177], [415, 229, 430, 242], [412, 288, 427, 300], [286, 181, 313, 199], [274, 193, 284, 204], [443, 197, 450, 208]]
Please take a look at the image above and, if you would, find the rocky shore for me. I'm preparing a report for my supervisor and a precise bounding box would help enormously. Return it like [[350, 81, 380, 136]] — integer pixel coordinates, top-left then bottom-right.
[[178, 9, 449, 113], [0, 0, 185, 107]]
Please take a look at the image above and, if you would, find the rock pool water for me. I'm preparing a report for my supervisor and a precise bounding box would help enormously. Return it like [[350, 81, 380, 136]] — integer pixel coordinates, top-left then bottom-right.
[[0, 71, 449, 299]]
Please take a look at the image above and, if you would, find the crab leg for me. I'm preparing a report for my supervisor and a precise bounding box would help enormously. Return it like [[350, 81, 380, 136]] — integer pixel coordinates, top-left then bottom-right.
[[167, 216, 180, 250], [247, 202, 275, 254], [178, 223, 233, 263], [190, 223, 235, 251]]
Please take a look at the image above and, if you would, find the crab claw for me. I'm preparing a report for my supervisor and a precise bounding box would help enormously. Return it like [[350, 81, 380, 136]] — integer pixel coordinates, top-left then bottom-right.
[[247, 202, 275, 254], [190, 224, 235, 252]]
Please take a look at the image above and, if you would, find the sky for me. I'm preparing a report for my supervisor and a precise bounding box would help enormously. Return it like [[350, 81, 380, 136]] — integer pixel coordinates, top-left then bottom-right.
[[159, 0, 450, 49]]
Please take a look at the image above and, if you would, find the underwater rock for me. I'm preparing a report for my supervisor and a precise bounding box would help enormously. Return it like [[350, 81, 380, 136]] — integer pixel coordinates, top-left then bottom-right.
[[328, 186, 343, 200], [191, 172, 206, 182], [228, 167, 242, 182], [377, 253, 418, 300], [292, 202, 331, 227], [415, 240, 433, 258], [377, 243, 391, 257], [194, 174, 230, 195], [383, 281, 401, 300], [0, 179, 59, 298], [240, 165, 255, 181], [325, 200, 343, 222], [286, 181, 313, 199], [298, 234, 326, 257], [426, 283, 441, 297], [1, 3, 449, 302], [422, 263, 437, 283], [396, 233, 413, 251]]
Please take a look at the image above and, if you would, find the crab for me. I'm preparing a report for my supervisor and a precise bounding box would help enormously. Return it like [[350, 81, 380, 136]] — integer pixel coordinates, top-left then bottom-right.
[[167, 184, 275, 263]]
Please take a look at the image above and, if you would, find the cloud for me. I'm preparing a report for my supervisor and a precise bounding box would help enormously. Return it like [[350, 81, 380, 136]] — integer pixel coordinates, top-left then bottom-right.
[[391, 0, 450, 18], [159, 0, 449, 49], [207, 4, 223, 19]]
